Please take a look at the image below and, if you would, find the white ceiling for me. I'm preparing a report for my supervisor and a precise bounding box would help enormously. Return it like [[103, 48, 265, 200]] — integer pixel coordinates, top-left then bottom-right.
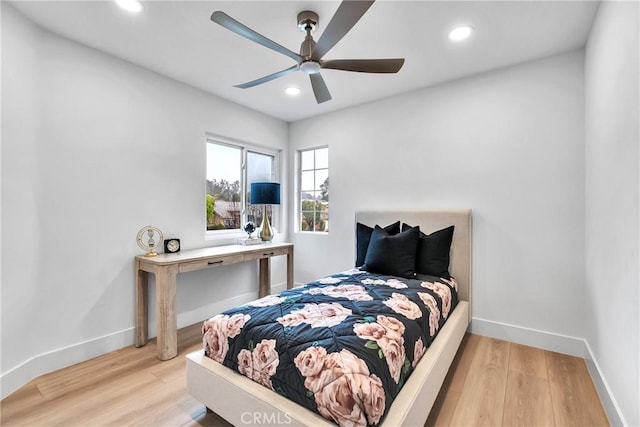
[[10, 0, 599, 122]]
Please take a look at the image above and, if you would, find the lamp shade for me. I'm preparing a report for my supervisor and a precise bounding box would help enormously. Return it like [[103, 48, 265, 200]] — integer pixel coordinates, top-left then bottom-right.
[[250, 182, 281, 205]]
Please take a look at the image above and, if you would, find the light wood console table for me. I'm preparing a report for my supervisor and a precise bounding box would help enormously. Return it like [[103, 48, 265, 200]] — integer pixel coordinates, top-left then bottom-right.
[[135, 242, 294, 360]]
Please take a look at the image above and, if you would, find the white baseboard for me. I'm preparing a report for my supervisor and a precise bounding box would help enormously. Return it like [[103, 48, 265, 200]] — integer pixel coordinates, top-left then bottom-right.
[[470, 317, 625, 426], [583, 341, 626, 427], [470, 316, 585, 356], [1, 282, 288, 400]]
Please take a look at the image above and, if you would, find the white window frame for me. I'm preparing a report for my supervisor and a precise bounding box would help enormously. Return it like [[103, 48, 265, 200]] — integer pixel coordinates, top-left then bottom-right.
[[297, 145, 329, 234], [205, 133, 281, 240]]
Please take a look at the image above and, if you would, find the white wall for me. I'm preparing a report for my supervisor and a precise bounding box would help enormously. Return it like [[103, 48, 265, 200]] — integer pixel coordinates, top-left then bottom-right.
[[1, 1, 43, 397], [289, 51, 586, 345], [1, 4, 288, 398], [585, 2, 639, 426]]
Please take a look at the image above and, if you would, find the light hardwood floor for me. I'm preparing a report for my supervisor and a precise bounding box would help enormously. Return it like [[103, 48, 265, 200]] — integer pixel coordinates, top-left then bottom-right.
[[1, 324, 609, 427]]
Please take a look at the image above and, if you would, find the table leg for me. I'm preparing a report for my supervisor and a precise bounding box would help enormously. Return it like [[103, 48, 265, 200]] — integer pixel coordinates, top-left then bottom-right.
[[287, 248, 293, 289], [134, 261, 148, 347], [287, 248, 294, 290], [259, 257, 270, 297], [156, 264, 178, 360]]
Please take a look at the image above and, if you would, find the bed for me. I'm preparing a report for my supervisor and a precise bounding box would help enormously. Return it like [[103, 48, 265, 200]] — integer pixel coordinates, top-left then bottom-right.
[[186, 209, 472, 426]]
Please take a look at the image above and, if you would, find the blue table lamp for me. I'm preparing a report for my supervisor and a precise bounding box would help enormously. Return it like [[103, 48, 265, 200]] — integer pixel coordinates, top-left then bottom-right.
[[250, 182, 281, 241]]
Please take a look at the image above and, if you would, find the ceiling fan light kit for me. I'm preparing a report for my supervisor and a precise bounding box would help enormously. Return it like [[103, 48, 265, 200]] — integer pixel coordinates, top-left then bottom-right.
[[300, 61, 321, 75], [210, 0, 404, 104]]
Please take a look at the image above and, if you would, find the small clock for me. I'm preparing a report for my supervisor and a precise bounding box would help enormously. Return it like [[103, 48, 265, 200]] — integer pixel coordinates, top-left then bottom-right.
[[164, 238, 181, 253]]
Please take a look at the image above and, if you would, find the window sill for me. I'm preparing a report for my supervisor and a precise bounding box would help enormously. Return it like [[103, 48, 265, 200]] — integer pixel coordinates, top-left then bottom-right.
[[205, 230, 285, 244]]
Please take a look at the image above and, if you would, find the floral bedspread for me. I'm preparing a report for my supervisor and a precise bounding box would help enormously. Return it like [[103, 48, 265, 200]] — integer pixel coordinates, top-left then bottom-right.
[[202, 269, 458, 427]]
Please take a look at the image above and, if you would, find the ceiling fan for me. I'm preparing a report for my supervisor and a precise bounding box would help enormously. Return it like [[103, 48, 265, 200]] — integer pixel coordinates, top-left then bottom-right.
[[210, 0, 405, 104]]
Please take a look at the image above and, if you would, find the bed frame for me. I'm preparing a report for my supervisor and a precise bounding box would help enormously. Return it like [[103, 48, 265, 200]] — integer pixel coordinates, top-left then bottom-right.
[[186, 209, 472, 426]]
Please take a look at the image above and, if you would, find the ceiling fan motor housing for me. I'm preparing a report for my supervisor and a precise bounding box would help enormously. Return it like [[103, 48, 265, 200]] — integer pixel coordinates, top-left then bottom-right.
[[297, 11, 318, 33]]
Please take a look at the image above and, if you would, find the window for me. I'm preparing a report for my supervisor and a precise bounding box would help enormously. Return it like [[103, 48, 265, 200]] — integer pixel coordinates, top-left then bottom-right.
[[206, 136, 278, 234], [299, 147, 329, 232]]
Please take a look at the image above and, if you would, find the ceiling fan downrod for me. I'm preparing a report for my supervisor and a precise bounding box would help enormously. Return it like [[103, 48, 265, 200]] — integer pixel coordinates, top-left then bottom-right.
[[298, 11, 318, 62]]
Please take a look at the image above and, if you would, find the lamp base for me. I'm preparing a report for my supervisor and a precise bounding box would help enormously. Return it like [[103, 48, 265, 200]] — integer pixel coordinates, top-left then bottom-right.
[[259, 206, 274, 241]]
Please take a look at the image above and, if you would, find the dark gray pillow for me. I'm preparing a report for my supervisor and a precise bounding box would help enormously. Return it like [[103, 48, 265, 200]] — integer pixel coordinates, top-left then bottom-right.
[[363, 225, 420, 279], [402, 224, 454, 279], [355, 221, 400, 267]]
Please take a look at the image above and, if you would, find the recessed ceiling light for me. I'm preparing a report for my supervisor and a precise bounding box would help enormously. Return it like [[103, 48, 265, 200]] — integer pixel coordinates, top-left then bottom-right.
[[285, 87, 301, 96], [115, 0, 143, 13], [449, 25, 473, 42]]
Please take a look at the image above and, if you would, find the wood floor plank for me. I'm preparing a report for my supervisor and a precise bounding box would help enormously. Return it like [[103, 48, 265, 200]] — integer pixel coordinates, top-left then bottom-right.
[[92, 377, 198, 426], [149, 349, 194, 384], [448, 336, 511, 427], [0, 383, 44, 421], [425, 333, 481, 427], [35, 345, 158, 399], [3, 371, 160, 426], [503, 371, 555, 426], [509, 343, 548, 380], [546, 350, 610, 427], [502, 343, 555, 426]]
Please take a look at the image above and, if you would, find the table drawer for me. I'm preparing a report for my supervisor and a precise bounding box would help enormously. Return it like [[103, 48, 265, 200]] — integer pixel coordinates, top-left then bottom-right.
[[244, 246, 290, 262], [179, 254, 245, 273]]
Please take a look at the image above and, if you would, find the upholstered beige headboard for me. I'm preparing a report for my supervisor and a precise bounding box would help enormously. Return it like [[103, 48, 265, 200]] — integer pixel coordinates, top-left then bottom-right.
[[355, 209, 472, 317]]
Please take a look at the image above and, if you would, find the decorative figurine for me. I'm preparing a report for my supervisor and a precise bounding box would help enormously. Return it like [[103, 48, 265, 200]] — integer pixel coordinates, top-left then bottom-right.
[[244, 221, 256, 238], [238, 221, 261, 245]]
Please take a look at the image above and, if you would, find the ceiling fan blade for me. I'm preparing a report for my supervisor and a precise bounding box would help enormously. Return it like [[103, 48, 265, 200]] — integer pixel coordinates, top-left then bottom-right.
[[322, 58, 405, 73], [309, 73, 332, 104], [311, 0, 375, 61], [211, 11, 302, 63], [234, 65, 299, 89]]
